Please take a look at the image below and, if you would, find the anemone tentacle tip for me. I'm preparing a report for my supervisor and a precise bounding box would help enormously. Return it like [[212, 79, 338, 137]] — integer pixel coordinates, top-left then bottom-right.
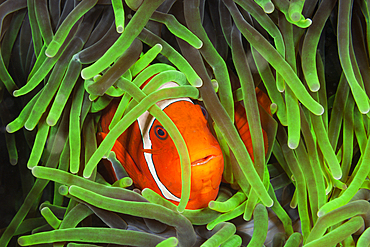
[[263, 2, 274, 14], [305, 18, 313, 26], [265, 200, 274, 207], [45, 40, 59, 57], [17, 238, 25, 246], [176, 207, 185, 213], [288, 140, 298, 150], [317, 210, 324, 217], [81, 69, 89, 80], [196, 41, 203, 49], [155, 43, 163, 49], [310, 84, 320, 92], [70, 169, 78, 175], [360, 107, 370, 115], [270, 103, 277, 113], [194, 78, 203, 87], [117, 26, 124, 33], [31, 166, 38, 176], [317, 105, 325, 116], [333, 173, 342, 180], [13, 90, 19, 97], [5, 124, 12, 133], [46, 117, 56, 127], [290, 13, 301, 22], [168, 237, 179, 245], [59, 185, 69, 196], [10, 158, 17, 166], [45, 52, 54, 58], [45, 48, 56, 58], [24, 124, 34, 131]]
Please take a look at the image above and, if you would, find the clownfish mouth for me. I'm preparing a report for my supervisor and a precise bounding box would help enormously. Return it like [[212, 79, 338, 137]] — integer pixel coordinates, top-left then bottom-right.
[[191, 155, 215, 166]]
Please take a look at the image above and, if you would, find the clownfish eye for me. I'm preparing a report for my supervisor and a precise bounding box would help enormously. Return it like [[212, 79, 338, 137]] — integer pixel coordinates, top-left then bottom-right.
[[200, 106, 208, 120], [154, 125, 168, 140]]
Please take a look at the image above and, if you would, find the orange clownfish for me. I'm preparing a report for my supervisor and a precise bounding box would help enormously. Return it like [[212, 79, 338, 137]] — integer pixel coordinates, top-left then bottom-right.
[[98, 82, 224, 209], [98, 81, 272, 209]]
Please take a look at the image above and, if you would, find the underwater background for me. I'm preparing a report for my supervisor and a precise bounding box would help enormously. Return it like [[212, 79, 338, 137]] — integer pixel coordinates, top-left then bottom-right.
[[1, 0, 370, 246]]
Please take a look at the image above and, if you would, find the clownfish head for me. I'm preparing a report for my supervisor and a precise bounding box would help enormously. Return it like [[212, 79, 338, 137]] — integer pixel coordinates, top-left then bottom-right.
[[136, 82, 224, 209]]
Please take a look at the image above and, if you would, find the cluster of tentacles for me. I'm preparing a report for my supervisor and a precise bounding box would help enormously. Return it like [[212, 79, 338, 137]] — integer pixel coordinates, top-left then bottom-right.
[[1, 0, 370, 246]]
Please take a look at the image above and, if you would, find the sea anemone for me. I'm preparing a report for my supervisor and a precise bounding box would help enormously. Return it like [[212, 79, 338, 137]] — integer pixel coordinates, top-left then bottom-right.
[[1, 0, 370, 246]]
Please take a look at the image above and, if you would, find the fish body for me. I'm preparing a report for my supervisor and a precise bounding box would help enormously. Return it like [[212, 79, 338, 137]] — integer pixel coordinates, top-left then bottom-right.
[[98, 81, 272, 209], [98, 82, 224, 209]]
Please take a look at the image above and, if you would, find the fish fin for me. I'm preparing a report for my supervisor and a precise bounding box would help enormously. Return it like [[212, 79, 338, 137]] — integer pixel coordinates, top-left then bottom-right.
[[235, 88, 271, 157], [234, 102, 268, 161], [140, 74, 156, 89], [142, 149, 163, 154], [255, 88, 272, 115], [100, 100, 120, 133], [97, 132, 143, 183]]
